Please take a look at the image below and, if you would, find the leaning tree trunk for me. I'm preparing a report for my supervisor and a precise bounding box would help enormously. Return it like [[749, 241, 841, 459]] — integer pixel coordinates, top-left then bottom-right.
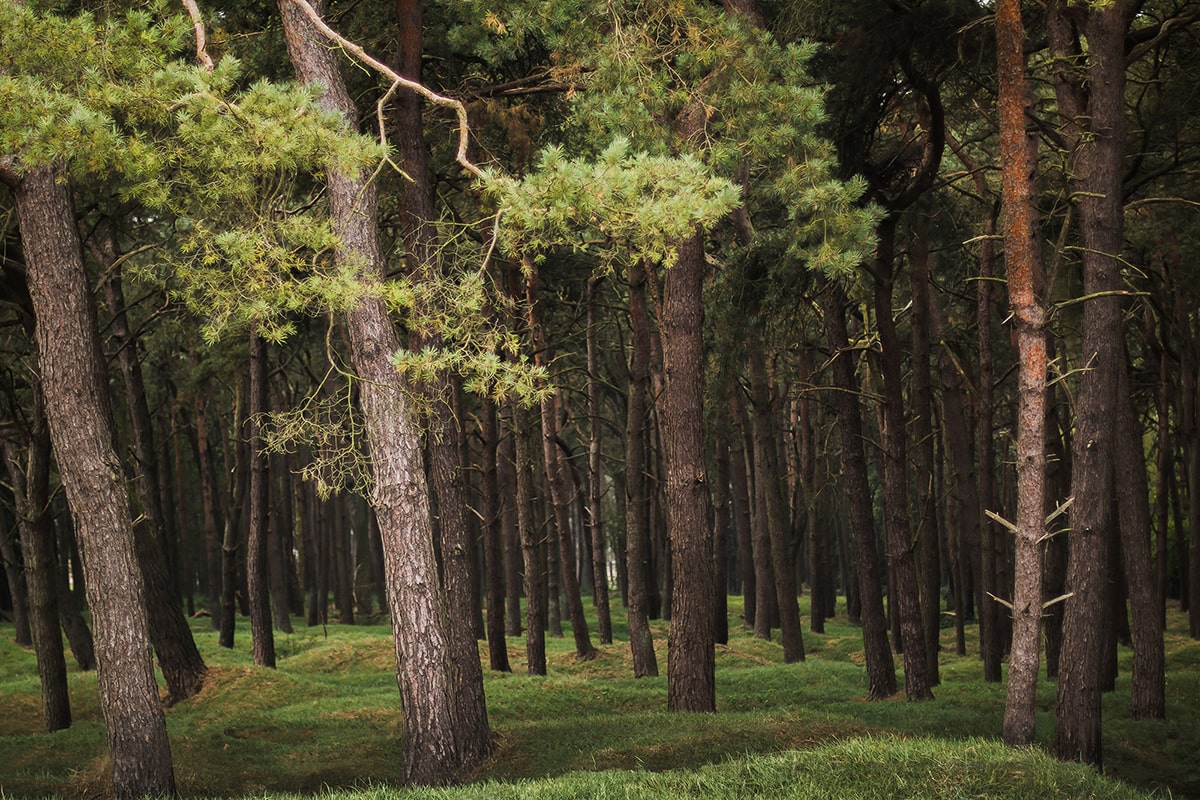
[[280, 0, 477, 784], [997, 0, 1050, 744], [6, 161, 175, 798], [658, 233, 716, 712], [823, 282, 897, 700]]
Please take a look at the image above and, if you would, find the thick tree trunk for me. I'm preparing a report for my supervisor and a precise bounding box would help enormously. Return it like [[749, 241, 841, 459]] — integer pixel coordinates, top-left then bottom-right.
[[658, 233, 716, 712], [996, 0, 1049, 744], [3, 394, 70, 731], [247, 330, 275, 668], [280, 0, 476, 783], [625, 262, 659, 677], [1051, 0, 1131, 767], [823, 283, 897, 700], [873, 219, 933, 701], [8, 162, 174, 797]]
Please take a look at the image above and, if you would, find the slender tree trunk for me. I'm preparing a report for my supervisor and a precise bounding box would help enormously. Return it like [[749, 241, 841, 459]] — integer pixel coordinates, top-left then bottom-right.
[[747, 330, 804, 662], [0, 521, 31, 646], [586, 278, 613, 645], [658, 233, 716, 712], [55, 514, 94, 671], [219, 394, 246, 649], [191, 391, 223, 630], [1115, 353, 1165, 718], [712, 422, 732, 645], [625, 261, 659, 677], [728, 387, 755, 629], [513, 402, 547, 675], [873, 219, 933, 701], [499, 420, 523, 637], [909, 234, 941, 686], [481, 398, 511, 671], [6, 161, 175, 797], [997, 0, 1050, 743], [823, 282, 897, 700], [247, 330, 275, 668], [3, 393, 70, 731]]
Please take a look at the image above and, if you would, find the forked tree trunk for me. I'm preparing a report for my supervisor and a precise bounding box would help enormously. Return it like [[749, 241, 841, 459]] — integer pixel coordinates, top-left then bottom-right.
[[823, 282, 896, 700], [6, 161, 174, 798]]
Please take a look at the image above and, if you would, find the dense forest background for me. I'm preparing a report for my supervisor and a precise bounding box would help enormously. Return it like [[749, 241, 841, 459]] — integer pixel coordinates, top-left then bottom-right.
[[2, 0, 1199, 795]]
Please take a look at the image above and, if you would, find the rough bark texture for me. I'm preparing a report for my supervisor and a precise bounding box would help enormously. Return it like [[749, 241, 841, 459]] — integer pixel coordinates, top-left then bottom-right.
[[658, 233, 716, 712], [9, 162, 175, 797], [625, 262, 658, 678], [1052, 0, 1130, 767], [481, 399, 511, 672], [513, 402, 547, 675], [873, 219, 933, 701], [279, 0, 474, 783], [823, 284, 897, 700], [997, 0, 1049, 744]]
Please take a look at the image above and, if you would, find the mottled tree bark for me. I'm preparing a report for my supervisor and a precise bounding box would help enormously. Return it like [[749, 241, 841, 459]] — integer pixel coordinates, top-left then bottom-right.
[[6, 161, 174, 797]]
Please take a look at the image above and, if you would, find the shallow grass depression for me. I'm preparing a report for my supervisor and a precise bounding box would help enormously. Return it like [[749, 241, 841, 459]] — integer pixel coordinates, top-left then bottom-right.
[[1, 598, 1196, 799]]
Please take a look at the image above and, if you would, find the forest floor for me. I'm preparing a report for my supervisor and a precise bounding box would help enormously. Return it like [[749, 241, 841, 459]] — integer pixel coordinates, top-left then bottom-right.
[[0, 597, 1196, 799]]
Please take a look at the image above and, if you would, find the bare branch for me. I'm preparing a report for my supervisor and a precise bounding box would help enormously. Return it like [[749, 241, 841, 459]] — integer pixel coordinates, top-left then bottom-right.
[[285, 0, 485, 181], [180, 0, 215, 72]]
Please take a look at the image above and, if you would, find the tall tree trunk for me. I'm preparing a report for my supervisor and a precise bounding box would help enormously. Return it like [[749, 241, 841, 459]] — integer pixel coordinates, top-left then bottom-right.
[[499, 419, 523, 637], [658, 233, 716, 712], [55, 513, 95, 671], [873, 218, 933, 701], [728, 386, 756, 629], [997, 0, 1050, 743], [247, 330, 275, 668], [625, 261, 659, 677], [823, 282, 897, 700], [3, 390, 70, 731], [191, 390, 223, 630], [280, 0, 476, 783], [1051, 0, 1131, 767], [481, 398, 511, 672], [0, 519, 31, 645], [909, 234, 941, 687], [6, 161, 174, 797], [586, 278, 613, 645], [219, 394, 246, 650], [513, 402, 547, 675], [747, 330, 804, 662], [1115, 352, 1165, 718]]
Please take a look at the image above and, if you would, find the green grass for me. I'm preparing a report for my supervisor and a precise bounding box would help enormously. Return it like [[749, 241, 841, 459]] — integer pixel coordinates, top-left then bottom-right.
[[1, 598, 1195, 799]]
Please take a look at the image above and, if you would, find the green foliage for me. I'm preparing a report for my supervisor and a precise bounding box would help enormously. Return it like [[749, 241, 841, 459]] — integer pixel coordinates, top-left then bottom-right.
[[488, 137, 740, 270]]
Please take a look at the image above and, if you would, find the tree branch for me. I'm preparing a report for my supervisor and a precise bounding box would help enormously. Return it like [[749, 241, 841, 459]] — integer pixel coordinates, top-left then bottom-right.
[[180, 0, 215, 72]]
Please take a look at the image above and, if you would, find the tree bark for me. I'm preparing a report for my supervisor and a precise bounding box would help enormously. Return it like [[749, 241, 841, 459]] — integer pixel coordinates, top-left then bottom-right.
[[658, 233, 716, 712], [1051, 0, 1131, 767], [625, 261, 659, 677], [586, 278, 613, 645], [873, 218, 933, 701], [823, 282, 897, 700], [513, 402, 547, 675], [997, 0, 1050, 744], [247, 329, 275, 668], [7, 161, 175, 797], [280, 0, 476, 783], [481, 398, 511, 671]]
